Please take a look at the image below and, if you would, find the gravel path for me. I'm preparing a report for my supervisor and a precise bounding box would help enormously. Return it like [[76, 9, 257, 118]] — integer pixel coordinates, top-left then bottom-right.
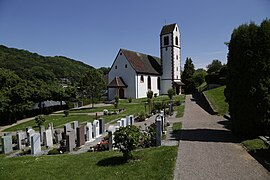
[[174, 95, 270, 180]]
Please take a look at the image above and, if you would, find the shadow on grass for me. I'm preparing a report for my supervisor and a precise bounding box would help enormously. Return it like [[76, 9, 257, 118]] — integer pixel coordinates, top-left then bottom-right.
[[97, 156, 128, 166]]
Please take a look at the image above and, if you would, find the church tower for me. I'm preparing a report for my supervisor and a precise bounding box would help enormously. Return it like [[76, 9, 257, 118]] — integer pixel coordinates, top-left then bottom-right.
[[160, 23, 182, 94]]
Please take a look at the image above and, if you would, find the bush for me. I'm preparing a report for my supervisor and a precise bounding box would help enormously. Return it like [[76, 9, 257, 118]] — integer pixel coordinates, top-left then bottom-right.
[[147, 90, 153, 99], [128, 97, 132, 103], [35, 115, 46, 126], [167, 88, 175, 100], [48, 148, 60, 155], [114, 125, 142, 160], [136, 112, 146, 122], [63, 110, 69, 117], [154, 93, 158, 98], [114, 96, 119, 108]]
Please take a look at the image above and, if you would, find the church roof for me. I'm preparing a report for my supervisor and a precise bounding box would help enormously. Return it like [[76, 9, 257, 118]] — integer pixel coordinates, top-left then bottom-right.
[[160, 23, 177, 35], [107, 76, 128, 88], [121, 49, 161, 75]]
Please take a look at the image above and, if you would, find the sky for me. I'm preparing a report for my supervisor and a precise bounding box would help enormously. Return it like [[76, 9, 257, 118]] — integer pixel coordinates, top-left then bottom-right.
[[0, 0, 269, 69]]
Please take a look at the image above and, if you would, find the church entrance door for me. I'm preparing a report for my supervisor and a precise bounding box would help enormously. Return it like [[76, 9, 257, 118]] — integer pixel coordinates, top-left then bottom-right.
[[119, 88, 124, 99]]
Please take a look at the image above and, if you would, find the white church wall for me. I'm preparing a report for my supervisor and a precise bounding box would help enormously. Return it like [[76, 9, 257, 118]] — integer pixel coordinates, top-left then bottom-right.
[[108, 51, 137, 100], [137, 74, 160, 98]]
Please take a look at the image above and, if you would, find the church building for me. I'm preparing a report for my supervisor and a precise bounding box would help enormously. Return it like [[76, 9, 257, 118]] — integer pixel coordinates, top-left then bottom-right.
[[107, 23, 183, 100]]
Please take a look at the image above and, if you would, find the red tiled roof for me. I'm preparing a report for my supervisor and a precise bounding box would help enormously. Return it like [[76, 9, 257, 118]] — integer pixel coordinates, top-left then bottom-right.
[[107, 76, 128, 88], [121, 49, 161, 75], [160, 23, 176, 35]]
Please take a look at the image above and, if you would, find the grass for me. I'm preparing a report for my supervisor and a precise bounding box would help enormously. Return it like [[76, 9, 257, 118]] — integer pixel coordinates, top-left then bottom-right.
[[241, 138, 270, 168], [0, 146, 178, 180], [172, 122, 182, 134], [4, 114, 94, 132], [3, 95, 185, 132], [175, 105, 185, 118], [204, 86, 228, 115]]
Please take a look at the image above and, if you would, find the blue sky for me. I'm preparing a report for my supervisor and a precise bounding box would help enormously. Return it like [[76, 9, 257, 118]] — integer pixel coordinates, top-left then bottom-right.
[[0, 0, 269, 69]]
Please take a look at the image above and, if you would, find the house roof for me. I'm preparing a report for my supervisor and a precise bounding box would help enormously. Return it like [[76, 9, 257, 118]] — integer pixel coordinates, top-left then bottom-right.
[[160, 23, 176, 35], [121, 49, 161, 75], [108, 76, 128, 88]]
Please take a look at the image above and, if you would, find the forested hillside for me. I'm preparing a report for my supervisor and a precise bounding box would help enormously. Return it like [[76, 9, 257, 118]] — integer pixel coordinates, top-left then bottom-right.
[[0, 45, 93, 83], [0, 45, 99, 125]]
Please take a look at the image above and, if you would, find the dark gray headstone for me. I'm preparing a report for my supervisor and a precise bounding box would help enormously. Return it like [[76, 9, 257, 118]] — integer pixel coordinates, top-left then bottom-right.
[[99, 118, 105, 134], [155, 116, 162, 147]]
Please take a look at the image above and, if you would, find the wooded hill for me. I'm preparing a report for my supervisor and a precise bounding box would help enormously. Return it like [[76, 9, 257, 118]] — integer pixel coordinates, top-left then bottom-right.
[[0, 45, 93, 83]]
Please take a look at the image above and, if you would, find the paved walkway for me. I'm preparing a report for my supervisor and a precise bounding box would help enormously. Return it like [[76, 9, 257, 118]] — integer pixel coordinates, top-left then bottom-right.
[[174, 95, 270, 180]]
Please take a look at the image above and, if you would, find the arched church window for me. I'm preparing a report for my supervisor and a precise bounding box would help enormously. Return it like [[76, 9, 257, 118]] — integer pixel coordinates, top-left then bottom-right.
[[148, 76, 151, 89], [140, 75, 144, 83], [157, 77, 160, 90], [175, 36, 178, 45], [115, 65, 117, 69]]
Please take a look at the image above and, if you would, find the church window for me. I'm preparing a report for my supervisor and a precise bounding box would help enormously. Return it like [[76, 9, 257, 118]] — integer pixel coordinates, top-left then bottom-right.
[[176, 27, 177, 31], [176, 67, 178, 71], [164, 36, 169, 46], [125, 64, 127, 68], [175, 36, 178, 45], [176, 55, 178, 60], [115, 65, 117, 69], [166, 47, 168, 51], [140, 75, 144, 83], [157, 77, 160, 90], [148, 76, 151, 89]]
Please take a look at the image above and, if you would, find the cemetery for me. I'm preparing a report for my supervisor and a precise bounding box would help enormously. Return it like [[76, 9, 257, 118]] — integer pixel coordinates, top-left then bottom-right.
[[0, 95, 184, 179]]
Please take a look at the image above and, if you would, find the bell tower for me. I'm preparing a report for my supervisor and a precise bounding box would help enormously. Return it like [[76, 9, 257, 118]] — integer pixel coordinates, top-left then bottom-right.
[[160, 23, 181, 94]]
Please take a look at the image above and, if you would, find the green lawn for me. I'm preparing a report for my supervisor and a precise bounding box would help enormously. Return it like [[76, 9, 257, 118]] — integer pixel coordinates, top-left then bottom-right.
[[3, 95, 185, 132], [175, 105, 185, 118], [172, 122, 182, 134], [204, 86, 228, 115], [241, 138, 270, 168], [0, 146, 178, 180], [4, 114, 94, 132]]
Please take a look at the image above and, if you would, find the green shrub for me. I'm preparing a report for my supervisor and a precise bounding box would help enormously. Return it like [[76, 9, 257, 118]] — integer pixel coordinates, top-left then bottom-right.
[[154, 93, 158, 98], [147, 90, 153, 99], [48, 148, 60, 155], [35, 115, 46, 126], [128, 97, 132, 103], [64, 110, 69, 117], [167, 88, 175, 100], [114, 125, 142, 159]]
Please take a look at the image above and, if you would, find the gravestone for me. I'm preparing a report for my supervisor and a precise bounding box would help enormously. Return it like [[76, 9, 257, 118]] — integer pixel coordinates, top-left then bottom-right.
[[126, 116, 130, 126], [64, 123, 72, 136], [99, 118, 105, 135], [93, 120, 100, 138], [155, 115, 162, 146], [1, 135, 12, 154], [27, 129, 35, 146], [107, 125, 115, 150], [76, 125, 85, 147], [129, 115, 134, 125], [31, 133, 41, 155], [48, 123, 54, 138], [54, 129, 62, 144], [72, 121, 79, 136], [86, 122, 94, 142], [16, 131, 25, 150], [121, 118, 126, 127], [117, 120, 122, 127], [43, 129, 53, 147], [66, 129, 76, 152], [39, 125, 45, 144]]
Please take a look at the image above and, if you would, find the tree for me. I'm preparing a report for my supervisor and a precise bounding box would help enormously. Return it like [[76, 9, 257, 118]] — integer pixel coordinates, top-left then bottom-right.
[[225, 19, 270, 137], [113, 125, 142, 160], [193, 68, 207, 87], [80, 69, 106, 108], [181, 57, 195, 93], [206, 59, 223, 74], [167, 88, 175, 100]]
